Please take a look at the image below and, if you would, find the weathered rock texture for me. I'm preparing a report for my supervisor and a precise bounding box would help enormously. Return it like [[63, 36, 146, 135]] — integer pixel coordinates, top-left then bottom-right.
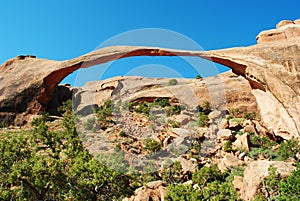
[[257, 19, 300, 43], [0, 19, 299, 139], [241, 160, 296, 200], [123, 180, 167, 201]]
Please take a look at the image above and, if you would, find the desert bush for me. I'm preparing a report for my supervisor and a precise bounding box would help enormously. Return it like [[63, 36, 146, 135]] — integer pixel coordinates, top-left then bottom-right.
[[154, 97, 171, 107], [276, 138, 300, 161], [243, 112, 258, 120], [143, 138, 162, 153], [255, 163, 300, 201], [202, 100, 211, 111], [168, 119, 181, 128], [224, 140, 233, 152], [168, 79, 178, 86], [227, 108, 241, 119], [195, 74, 202, 79], [166, 165, 240, 201], [197, 112, 209, 127], [0, 104, 133, 201], [161, 160, 182, 183], [165, 105, 181, 116]]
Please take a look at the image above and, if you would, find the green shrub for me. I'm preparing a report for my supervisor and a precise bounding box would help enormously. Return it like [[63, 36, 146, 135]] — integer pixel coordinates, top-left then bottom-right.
[[154, 97, 171, 107], [119, 130, 126, 137], [243, 112, 258, 120], [195, 74, 202, 79], [166, 165, 240, 201], [0, 104, 133, 201], [192, 165, 224, 186], [224, 140, 233, 152], [83, 117, 96, 130], [279, 163, 300, 200], [134, 102, 150, 115], [202, 100, 211, 111], [161, 161, 182, 183], [197, 112, 209, 127], [276, 138, 300, 161], [255, 163, 300, 201], [168, 119, 181, 128], [227, 108, 241, 119], [168, 79, 178, 86], [143, 138, 162, 153], [165, 105, 181, 116], [94, 100, 115, 129], [248, 133, 277, 160]]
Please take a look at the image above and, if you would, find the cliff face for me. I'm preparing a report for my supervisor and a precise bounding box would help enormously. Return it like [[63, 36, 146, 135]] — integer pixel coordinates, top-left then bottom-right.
[[0, 19, 299, 139]]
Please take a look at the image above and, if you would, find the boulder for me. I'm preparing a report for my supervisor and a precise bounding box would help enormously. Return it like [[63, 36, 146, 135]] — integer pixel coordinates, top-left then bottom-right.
[[232, 133, 250, 152], [257, 19, 300, 43], [177, 156, 198, 173], [123, 180, 167, 201], [232, 175, 243, 190], [217, 129, 233, 141], [218, 118, 228, 129], [243, 124, 257, 135], [208, 110, 222, 120], [217, 154, 242, 171], [241, 160, 295, 201], [276, 20, 294, 29]]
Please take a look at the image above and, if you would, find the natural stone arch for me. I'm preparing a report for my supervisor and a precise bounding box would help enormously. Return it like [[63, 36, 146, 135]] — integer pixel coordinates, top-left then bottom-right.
[[0, 20, 299, 139]]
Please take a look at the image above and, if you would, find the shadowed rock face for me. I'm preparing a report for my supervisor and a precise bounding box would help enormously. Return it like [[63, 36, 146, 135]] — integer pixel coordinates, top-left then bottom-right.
[[0, 20, 299, 139]]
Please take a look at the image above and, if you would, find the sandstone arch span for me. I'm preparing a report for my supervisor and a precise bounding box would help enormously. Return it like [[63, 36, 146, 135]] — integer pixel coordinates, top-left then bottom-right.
[[0, 20, 299, 139]]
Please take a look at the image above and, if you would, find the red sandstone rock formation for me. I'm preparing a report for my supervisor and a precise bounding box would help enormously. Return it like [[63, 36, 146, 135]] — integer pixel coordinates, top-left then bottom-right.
[[0, 19, 299, 139]]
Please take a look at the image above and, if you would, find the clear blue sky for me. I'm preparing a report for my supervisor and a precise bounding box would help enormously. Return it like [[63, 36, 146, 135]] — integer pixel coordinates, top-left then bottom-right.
[[1, 1, 299, 86]]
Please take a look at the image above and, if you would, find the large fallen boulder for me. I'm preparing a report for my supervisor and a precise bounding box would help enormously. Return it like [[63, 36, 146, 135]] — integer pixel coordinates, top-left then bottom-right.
[[240, 160, 296, 200]]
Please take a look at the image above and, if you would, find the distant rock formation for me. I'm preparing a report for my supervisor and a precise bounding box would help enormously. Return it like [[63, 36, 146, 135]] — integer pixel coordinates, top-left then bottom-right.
[[256, 19, 300, 43], [0, 19, 299, 139]]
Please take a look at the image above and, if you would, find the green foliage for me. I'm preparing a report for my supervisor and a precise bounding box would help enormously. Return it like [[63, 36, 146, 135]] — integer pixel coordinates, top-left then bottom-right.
[[243, 112, 258, 120], [279, 163, 300, 200], [250, 134, 275, 149], [224, 140, 233, 152], [248, 133, 299, 161], [165, 105, 181, 116], [195, 74, 202, 79], [143, 138, 162, 154], [202, 100, 211, 111], [168, 119, 181, 128], [197, 112, 209, 127], [84, 117, 96, 130], [95, 100, 115, 129], [119, 130, 126, 137], [192, 165, 224, 186], [166, 184, 202, 201], [166, 165, 240, 201], [0, 121, 8, 128], [255, 163, 300, 201], [227, 108, 241, 119], [248, 133, 277, 160], [168, 79, 178, 86], [154, 97, 171, 107], [97, 149, 130, 173], [256, 165, 282, 199], [161, 161, 182, 183], [134, 102, 151, 115], [130, 98, 180, 117], [230, 118, 244, 126], [0, 101, 133, 201], [276, 138, 300, 161]]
